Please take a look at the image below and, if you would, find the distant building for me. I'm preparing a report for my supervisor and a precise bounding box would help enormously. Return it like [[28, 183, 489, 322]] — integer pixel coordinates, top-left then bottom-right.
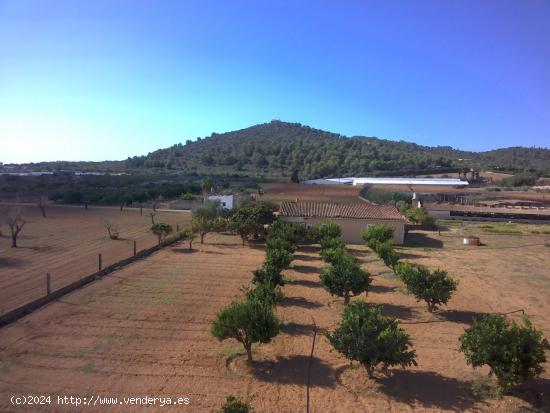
[[279, 201, 405, 244], [303, 177, 468, 187], [207, 195, 234, 210]]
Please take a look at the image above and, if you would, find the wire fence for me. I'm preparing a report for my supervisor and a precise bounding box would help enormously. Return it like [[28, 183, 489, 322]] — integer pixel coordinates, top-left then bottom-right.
[[0, 234, 183, 327]]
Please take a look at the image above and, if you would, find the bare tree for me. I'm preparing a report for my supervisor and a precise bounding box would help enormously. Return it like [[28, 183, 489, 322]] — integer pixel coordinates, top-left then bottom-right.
[[37, 195, 48, 218], [102, 220, 120, 240], [1, 205, 26, 248], [148, 211, 156, 224]]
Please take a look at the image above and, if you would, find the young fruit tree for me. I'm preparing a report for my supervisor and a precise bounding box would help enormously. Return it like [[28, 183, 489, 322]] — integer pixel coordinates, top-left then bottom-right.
[[320, 254, 372, 304], [311, 219, 342, 241], [265, 248, 293, 271], [375, 241, 400, 270], [192, 200, 222, 244], [362, 224, 394, 250], [211, 298, 280, 362], [150, 223, 173, 244], [103, 220, 120, 240], [396, 263, 457, 312], [269, 220, 306, 244], [180, 225, 198, 250], [37, 195, 48, 218], [266, 236, 296, 254], [327, 302, 417, 377], [252, 264, 284, 287], [1, 205, 25, 248], [319, 246, 348, 265], [244, 282, 284, 307], [459, 314, 550, 393], [319, 236, 346, 252]]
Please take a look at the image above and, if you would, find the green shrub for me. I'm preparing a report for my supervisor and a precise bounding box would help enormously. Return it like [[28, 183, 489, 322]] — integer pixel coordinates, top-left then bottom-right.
[[459, 315, 550, 393], [218, 395, 254, 413], [327, 302, 417, 377]]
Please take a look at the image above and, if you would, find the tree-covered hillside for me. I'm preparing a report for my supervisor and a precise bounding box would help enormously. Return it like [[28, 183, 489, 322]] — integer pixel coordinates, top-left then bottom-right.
[[6, 120, 550, 179], [130, 121, 550, 179]]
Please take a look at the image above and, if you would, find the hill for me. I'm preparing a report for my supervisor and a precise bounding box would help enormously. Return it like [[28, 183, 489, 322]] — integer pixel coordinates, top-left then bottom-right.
[[6, 120, 550, 179], [129, 120, 550, 179]]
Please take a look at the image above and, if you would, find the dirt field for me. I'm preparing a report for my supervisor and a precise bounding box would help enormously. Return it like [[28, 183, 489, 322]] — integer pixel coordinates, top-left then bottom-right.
[[262, 183, 362, 204], [263, 182, 550, 204], [1, 224, 549, 412], [0, 205, 190, 315]]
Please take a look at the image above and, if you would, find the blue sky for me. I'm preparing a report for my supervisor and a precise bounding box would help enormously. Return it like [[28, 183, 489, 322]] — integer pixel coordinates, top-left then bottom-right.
[[0, 0, 549, 163]]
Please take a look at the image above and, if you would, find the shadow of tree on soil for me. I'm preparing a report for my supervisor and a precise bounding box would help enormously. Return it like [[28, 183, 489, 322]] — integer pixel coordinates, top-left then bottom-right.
[[398, 252, 430, 259], [288, 279, 322, 289], [171, 248, 198, 254], [405, 233, 444, 249], [377, 370, 480, 411], [0, 257, 24, 268], [280, 296, 323, 309], [291, 264, 319, 274], [251, 355, 336, 388], [280, 322, 318, 336], [293, 254, 320, 262], [509, 378, 550, 411], [437, 310, 487, 324], [298, 245, 320, 253], [379, 303, 416, 320], [369, 285, 398, 294]]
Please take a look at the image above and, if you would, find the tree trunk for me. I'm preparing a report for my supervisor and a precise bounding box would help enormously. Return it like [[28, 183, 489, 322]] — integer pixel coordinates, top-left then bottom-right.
[[200, 233, 205, 244], [245, 344, 253, 362], [157, 234, 162, 245], [39, 205, 46, 218], [344, 292, 350, 305], [242, 236, 246, 246], [189, 239, 193, 250], [11, 234, 17, 248]]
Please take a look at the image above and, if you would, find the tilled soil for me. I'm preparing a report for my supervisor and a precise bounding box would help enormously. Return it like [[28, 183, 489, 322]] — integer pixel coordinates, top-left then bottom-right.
[[0, 205, 190, 314], [1, 229, 549, 412]]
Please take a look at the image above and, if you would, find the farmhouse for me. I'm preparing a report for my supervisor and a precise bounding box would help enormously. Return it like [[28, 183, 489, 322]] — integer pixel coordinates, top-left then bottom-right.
[[279, 201, 405, 244]]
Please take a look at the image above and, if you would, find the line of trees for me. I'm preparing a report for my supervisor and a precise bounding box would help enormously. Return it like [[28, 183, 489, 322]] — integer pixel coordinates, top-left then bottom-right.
[[211, 219, 305, 363], [362, 223, 549, 393], [312, 220, 417, 377], [314, 220, 372, 304]]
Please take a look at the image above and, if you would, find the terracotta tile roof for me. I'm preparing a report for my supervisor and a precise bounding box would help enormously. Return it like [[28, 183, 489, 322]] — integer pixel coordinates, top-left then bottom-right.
[[279, 201, 404, 220]]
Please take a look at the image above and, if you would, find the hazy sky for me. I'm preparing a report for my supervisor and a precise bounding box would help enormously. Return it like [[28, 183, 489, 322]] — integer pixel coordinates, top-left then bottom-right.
[[1, 0, 549, 163]]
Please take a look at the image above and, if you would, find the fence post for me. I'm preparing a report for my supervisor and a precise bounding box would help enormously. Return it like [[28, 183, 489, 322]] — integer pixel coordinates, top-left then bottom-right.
[[46, 272, 51, 295], [133, 240, 137, 257], [98, 253, 102, 271]]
